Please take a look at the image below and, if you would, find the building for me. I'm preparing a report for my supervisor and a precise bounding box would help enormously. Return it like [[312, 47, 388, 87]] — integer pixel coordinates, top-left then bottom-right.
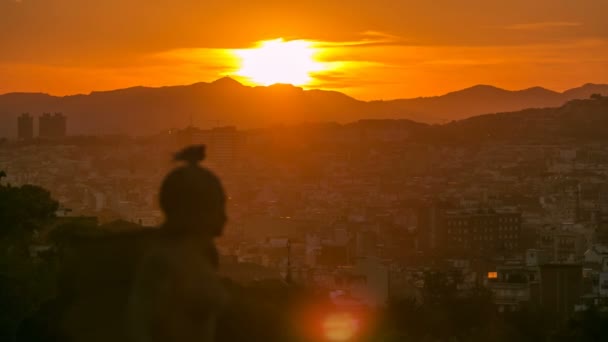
[[413, 202, 522, 257], [39, 112, 67, 138], [443, 207, 522, 257], [583, 244, 608, 270], [176, 126, 239, 167], [537, 227, 587, 263], [414, 200, 450, 255], [208, 126, 239, 166], [487, 263, 538, 312], [539, 264, 583, 323], [17, 113, 34, 140], [486, 251, 586, 316]]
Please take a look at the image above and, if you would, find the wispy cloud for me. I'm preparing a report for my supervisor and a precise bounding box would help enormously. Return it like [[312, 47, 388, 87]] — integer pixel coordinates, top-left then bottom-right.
[[503, 21, 582, 31], [315, 31, 411, 49]]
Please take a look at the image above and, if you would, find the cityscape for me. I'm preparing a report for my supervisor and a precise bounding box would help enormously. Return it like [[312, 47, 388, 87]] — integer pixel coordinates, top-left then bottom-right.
[[2, 1, 608, 341], [3, 93, 608, 340]]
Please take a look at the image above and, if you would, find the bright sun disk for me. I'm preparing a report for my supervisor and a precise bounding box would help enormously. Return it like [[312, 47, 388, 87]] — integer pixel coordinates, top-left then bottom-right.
[[234, 38, 325, 86]]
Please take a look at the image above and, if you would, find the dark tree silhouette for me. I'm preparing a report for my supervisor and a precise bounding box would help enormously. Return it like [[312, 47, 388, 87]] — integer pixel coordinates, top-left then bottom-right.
[[384, 271, 499, 341], [590, 93, 603, 100], [0, 184, 60, 341], [0, 184, 58, 238]]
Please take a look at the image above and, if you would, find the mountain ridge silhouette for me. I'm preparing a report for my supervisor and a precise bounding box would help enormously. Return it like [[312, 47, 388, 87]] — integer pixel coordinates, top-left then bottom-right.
[[1, 78, 607, 137]]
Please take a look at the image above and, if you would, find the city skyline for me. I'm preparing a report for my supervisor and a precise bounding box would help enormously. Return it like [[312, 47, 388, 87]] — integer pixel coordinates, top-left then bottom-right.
[[3, 1, 608, 340]]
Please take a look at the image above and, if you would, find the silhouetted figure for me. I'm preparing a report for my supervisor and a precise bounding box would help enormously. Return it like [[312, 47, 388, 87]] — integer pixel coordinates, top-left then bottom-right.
[[127, 145, 229, 342], [27, 145, 228, 342]]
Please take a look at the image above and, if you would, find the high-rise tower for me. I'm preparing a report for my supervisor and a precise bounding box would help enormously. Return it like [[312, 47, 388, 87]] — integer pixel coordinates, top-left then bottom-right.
[[39, 112, 67, 138], [17, 113, 34, 140]]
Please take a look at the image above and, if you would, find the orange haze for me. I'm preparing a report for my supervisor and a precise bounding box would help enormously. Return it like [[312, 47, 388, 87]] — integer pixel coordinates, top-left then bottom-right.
[[0, 0, 607, 100]]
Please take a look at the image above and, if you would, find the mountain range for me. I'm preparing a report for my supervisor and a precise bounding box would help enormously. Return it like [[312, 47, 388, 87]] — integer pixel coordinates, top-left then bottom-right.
[[1, 77, 607, 137]]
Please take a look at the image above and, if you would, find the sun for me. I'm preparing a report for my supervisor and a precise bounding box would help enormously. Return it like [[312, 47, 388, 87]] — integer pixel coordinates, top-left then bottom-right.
[[234, 38, 326, 86]]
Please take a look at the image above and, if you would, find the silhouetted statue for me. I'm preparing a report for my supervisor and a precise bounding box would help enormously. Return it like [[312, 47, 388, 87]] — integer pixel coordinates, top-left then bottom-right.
[[25, 145, 228, 342], [127, 145, 229, 342]]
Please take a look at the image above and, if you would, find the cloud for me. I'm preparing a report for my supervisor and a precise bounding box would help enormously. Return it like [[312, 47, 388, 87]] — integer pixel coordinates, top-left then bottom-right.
[[311, 70, 403, 90], [315, 31, 411, 49], [504, 22, 582, 30]]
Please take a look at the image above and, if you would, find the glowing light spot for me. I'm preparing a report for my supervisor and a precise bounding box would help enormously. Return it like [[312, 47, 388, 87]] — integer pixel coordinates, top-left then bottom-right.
[[234, 38, 326, 86], [323, 312, 358, 341]]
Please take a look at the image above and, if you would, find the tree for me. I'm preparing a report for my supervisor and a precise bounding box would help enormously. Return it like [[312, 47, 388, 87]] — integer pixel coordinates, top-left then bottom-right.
[[0, 184, 60, 341], [0, 184, 59, 239], [0, 170, 6, 186], [553, 306, 608, 341], [384, 271, 500, 341], [590, 93, 603, 100]]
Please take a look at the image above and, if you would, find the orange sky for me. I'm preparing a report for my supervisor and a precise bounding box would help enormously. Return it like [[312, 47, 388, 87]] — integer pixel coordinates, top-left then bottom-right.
[[1, 0, 607, 100]]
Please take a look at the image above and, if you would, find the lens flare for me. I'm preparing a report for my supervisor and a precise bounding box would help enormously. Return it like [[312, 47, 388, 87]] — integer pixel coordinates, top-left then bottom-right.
[[323, 312, 359, 341]]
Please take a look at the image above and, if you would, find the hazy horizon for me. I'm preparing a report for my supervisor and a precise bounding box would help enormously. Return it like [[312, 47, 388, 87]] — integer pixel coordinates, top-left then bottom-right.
[[1, 76, 607, 102]]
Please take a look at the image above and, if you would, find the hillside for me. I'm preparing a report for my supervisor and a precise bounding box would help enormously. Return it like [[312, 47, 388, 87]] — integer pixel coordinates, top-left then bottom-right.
[[0, 78, 607, 137], [239, 96, 608, 146]]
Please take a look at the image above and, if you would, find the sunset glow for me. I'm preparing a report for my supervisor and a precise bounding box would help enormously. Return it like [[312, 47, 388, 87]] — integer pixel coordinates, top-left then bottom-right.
[[0, 2, 606, 99], [2, 2, 608, 341], [234, 39, 327, 86]]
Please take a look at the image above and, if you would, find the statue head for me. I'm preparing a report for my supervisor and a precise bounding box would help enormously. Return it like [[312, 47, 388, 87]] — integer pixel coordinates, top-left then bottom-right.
[[159, 145, 226, 237]]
